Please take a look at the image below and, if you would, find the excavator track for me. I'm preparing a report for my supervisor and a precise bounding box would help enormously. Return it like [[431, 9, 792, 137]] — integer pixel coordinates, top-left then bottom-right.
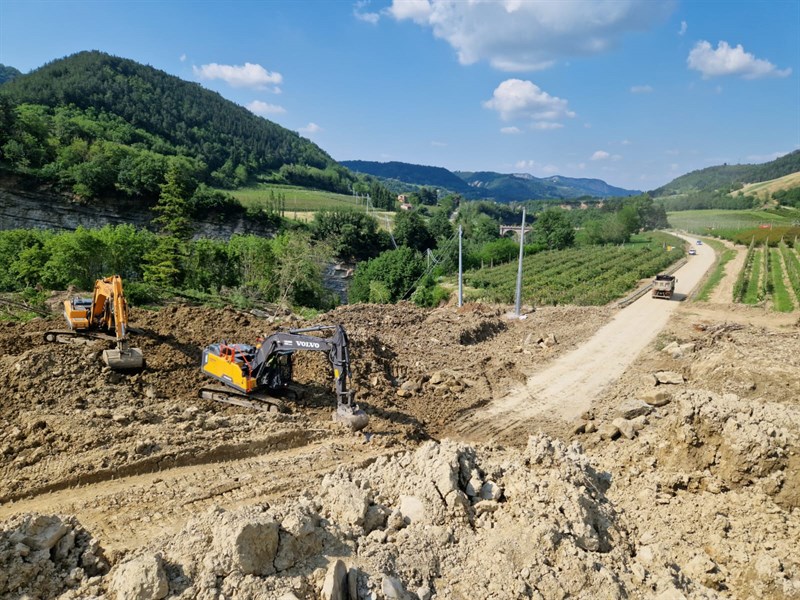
[[199, 386, 285, 413], [43, 329, 117, 345]]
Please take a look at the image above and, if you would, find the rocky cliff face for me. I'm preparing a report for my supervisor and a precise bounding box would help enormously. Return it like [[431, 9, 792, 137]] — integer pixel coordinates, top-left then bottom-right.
[[0, 187, 274, 239]]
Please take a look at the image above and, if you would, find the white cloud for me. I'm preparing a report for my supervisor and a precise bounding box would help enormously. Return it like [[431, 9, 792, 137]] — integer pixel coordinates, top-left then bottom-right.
[[687, 40, 791, 79], [299, 122, 321, 135], [193, 62, 283, 89], [354, 0, 380, 23], [665, 149, 679, 156], [514, 159, 560, 174], [431, 140, 447, 147], [246, 101, 286, 116], [678, 20, 687, 36], [591, 150, 610, 161], [180, 53, 187, 62], [630, 84, 653, 93], [501, 126, 521, 134], [621, 139, 632, 145], [389, 0, 673, 71], [531, 121, 563, 130], [483, 79, 575, 129]]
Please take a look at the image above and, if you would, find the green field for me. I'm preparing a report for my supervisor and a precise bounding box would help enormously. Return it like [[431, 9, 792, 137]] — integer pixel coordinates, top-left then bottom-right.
[[695, 238, 734, 302], [668, 209, 797, 234], [229, 184, 396, 227], [461, 233, 685, 306]]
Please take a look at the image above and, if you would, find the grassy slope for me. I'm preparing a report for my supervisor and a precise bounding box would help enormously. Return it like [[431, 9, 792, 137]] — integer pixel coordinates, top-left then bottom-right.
[[737, 172, 800, 199]]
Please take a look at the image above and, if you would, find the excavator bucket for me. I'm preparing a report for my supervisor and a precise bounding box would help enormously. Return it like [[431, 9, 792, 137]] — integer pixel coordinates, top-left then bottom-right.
[[102, 347, 144, 371], [333, 405, 369, 432]]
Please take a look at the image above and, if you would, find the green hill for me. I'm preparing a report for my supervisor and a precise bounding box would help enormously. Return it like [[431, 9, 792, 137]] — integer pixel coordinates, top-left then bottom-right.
[[0, 65, 22, 85], [0, 51, 360, 201], [340, 160, 639, 202], [652, 150, 800, 196]]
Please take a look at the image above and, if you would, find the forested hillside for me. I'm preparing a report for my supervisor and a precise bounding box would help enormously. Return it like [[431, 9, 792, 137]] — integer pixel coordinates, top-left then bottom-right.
[[0, 51, 360, 198], [652, 150, 800, 196], [0, 65, 21, 85], [340, 159, 639, 202]]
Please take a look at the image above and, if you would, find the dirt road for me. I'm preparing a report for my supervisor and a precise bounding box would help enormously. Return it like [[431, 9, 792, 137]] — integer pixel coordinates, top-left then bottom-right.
[[455, 235, 716, 442]]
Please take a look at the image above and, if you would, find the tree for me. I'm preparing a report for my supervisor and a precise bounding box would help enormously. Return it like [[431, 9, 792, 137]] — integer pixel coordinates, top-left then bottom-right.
[[349, 247, 426, 303], [392, 210, 435, 251], [428, 209, 453, 242], [311, 210, 388, 261], [271, 231, 333, 308], [152, 158, 198, 239], [532, 208, 574, 250]]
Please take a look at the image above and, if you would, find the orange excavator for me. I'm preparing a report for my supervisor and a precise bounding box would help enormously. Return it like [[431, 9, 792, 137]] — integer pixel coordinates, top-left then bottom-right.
[[44, 275, 144, 371]]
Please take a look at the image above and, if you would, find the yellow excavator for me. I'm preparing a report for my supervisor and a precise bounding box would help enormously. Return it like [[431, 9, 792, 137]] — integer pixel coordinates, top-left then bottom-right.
[[200, 324, 369, 431], [44, 275, 144, 371]]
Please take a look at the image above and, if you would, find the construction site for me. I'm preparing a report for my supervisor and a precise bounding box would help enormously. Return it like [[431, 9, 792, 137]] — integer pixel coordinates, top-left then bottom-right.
[[0, 255, 799, 599]]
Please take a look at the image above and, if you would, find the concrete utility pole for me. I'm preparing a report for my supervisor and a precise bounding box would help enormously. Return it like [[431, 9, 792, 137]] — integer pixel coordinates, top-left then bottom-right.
[[514, 208, 526, 317], [458, 224, 463, 307]]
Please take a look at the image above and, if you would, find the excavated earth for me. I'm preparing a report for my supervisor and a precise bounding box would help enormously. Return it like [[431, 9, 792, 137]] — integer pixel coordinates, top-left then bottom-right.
[[0, 293, 799, 599]]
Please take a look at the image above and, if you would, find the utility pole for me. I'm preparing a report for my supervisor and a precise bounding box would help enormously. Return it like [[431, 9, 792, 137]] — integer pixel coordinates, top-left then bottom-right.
[[458, 224, 463, 307], [514, 208, 525, 317]]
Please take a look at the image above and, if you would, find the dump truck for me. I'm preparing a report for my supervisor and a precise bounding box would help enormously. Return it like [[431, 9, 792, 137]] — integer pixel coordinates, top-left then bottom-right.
[[652, 274, 677, 299]]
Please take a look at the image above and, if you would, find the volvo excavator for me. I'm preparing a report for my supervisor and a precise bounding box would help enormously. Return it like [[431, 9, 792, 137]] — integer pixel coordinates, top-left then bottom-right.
[[44, 275, 144, 371], [200, 324, 369, 431]]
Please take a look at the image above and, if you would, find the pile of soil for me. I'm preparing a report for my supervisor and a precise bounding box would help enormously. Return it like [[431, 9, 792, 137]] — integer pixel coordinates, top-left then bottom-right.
[[1, 297, 799, 599]]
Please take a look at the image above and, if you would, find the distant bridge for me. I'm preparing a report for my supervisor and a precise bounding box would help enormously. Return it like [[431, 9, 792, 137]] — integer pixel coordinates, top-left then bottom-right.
[[499, 224, 533, 238]]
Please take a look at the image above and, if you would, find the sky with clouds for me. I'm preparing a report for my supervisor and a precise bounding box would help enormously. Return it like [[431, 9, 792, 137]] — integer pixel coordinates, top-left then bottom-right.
[[1, 0, 797, 190]]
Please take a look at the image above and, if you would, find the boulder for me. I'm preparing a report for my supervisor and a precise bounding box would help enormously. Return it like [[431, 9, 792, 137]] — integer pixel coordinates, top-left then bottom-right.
[[598, 423, 620, 440], [211, 513, 279, 576], [655, 371, 684, 385], [321, 559, 348, 600], [640, 391, 672, 407], [612, 418, 637, 440], [382, 574, 407, 599], [616, 399, 653, 420], [110, 553, 169, 600]]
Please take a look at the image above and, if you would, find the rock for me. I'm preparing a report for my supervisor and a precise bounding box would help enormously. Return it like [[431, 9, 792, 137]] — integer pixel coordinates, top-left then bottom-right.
[[662, 341, 680, 355], [654, 371, 684, 385], [348, 568, 359, 600], [584, 421, 597, 434], [616, 399, 653, 420], [279, 593, 301, 600], [20, 515, 70, 551], [641, 391, 672, 407], [382, 574, 407, 599], [474, 500, 500, 516], [580, 409, 595, 421], [612, 418, 637, 440], [396, 388, 412, 398], [480, 481, 502, 501], [429, 371, 445, 385], [572, 421, 587, 435], [211, 512, 279, 576], [110, 553, 169, 600], [321, 559, 348, 600], [465, 475, 483, 497], [598, 423, 620, 440], [416, 585, 433, 600], [399, 495, 426, 523], [400, 380, 421, 393]]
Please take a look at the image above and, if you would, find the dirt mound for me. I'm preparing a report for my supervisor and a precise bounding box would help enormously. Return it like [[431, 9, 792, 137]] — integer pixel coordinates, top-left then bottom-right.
[[0, 513, 108, 599], [4, 436, 724, 599]]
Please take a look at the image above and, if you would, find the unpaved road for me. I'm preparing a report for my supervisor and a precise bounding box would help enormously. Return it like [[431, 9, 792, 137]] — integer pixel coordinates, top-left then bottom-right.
[[455, 235, 716, 442]]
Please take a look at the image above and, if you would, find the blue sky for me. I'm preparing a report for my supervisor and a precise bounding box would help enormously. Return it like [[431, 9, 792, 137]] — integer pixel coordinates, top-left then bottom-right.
[[1, 0, 798, 190]]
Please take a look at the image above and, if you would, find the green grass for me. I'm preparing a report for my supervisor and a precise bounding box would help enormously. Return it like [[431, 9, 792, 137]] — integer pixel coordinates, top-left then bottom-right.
[[461, 234, 684, 306], [743, 248, 763, 304], [770, 248, 794, 312], [231, 184, 369, 212], [696, 245, 736, 302], [668, 209, 795, 235]]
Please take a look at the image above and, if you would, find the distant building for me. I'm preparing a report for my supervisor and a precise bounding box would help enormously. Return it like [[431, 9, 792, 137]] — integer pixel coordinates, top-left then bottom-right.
[[397, 194, 408, 203]]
